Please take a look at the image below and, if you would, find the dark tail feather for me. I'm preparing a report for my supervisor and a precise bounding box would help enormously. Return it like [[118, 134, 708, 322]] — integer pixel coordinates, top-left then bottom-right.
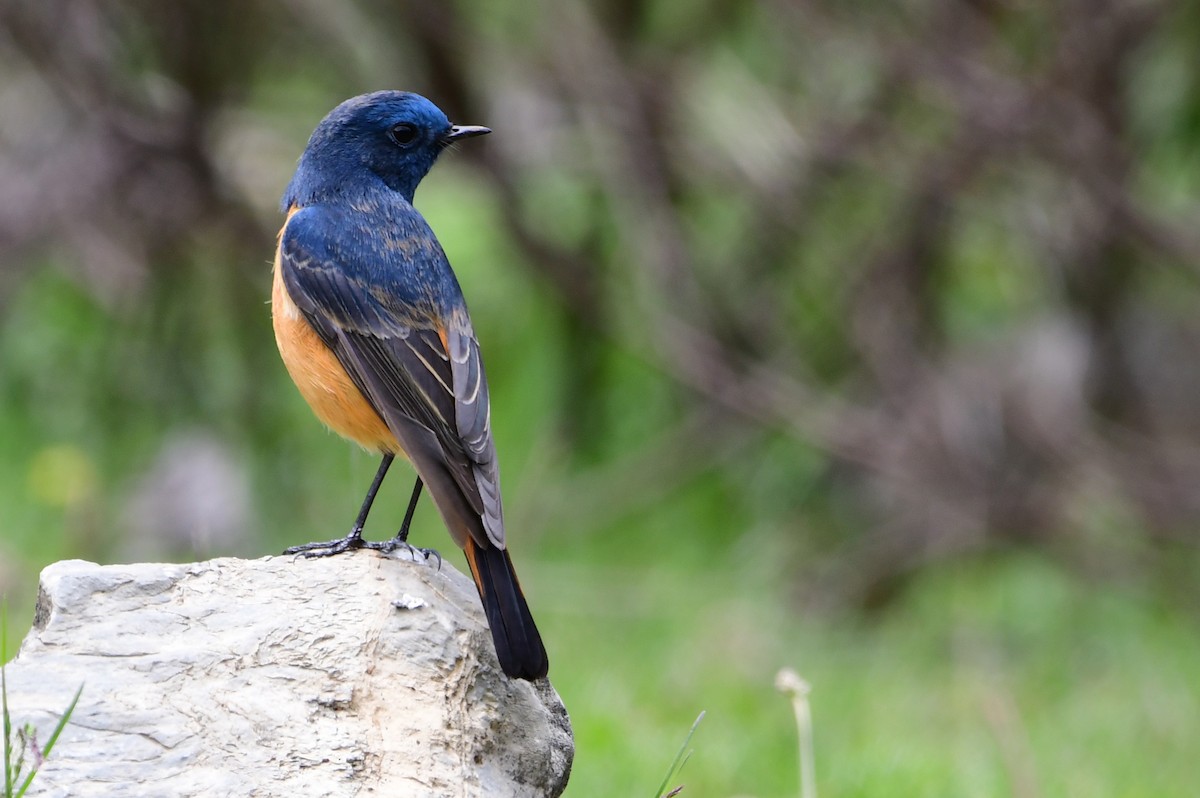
[[464, 538, 549, 680]]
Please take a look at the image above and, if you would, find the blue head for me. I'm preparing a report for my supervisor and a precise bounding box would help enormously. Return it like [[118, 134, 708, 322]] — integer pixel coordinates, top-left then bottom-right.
[[282, 91, 489, 209]]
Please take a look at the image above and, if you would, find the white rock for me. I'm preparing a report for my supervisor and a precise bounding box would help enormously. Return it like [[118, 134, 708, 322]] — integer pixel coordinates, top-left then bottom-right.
[[4, 554, 573, 797]]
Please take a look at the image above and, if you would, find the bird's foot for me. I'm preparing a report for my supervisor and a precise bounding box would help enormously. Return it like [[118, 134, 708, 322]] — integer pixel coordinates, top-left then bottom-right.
[[284, 530, 440, 569], [375, 537, 442, 570], [284, 530, 367, 559]]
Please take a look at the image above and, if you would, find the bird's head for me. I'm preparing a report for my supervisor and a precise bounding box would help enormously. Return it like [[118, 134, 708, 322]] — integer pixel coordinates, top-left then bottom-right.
[[284, 91, 490, 208]]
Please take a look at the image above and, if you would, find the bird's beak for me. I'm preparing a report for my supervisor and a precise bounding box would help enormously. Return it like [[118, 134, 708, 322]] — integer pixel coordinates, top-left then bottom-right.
[[444, 125, 491, 142]]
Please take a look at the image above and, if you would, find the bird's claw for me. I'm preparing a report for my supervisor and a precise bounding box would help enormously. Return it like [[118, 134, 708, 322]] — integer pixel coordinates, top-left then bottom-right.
[[376, 538, 442, 569], [284, 532, 440, 570], [284, 531, 365, 560]]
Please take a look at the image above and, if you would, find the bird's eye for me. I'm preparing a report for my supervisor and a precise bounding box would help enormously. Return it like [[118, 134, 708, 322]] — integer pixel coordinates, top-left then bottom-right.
[[389, 123, 419, 148]]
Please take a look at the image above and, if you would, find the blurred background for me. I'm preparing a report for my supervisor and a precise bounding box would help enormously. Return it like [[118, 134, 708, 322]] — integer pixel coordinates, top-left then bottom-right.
[[2, 0, 1199, 794]]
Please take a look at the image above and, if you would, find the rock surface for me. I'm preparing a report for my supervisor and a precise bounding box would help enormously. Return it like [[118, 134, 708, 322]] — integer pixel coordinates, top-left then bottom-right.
[[4, 553, 572, 797]]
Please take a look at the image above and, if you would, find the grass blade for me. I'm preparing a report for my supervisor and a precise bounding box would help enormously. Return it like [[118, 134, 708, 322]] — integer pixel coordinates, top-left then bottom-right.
[[3, 606, 13, 798], [653, 710, 704, 798], [13, 682, 82, 798]]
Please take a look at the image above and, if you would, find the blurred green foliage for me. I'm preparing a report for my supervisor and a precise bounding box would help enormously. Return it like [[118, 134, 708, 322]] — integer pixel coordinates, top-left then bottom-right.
[[1, 0, 1199, 794]]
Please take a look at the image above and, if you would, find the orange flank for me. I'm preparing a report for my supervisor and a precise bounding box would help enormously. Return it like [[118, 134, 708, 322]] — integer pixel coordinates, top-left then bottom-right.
[[272, 244, 401, 455]]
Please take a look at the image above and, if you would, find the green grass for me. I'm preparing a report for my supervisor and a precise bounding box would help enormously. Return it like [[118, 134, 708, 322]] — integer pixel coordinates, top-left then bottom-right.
[[653, 711, 704, 798], [2, 610, 83, 798], [531, 551, 1200, 797]]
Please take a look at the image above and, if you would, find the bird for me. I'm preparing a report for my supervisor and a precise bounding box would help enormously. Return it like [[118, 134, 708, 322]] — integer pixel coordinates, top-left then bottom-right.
[[271, 91, 548, 681]]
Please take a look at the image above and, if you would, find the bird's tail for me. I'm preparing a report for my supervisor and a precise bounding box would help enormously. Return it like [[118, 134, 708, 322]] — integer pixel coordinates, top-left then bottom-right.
[[463, 537, 549, 680]]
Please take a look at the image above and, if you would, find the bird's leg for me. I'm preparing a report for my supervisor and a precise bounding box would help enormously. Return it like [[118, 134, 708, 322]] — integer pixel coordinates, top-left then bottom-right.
[[377, 477, 441, 568], [350, 454, 395, 537], [284, 454, 394, 557], [395, 477, 423, 543]]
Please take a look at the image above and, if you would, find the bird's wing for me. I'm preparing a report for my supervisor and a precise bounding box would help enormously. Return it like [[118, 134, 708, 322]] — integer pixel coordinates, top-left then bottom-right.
[[279, 204, 504, 549]]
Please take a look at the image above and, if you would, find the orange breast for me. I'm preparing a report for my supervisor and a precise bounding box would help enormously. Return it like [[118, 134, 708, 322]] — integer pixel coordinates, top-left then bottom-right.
[[272, 246, 401, 456]]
